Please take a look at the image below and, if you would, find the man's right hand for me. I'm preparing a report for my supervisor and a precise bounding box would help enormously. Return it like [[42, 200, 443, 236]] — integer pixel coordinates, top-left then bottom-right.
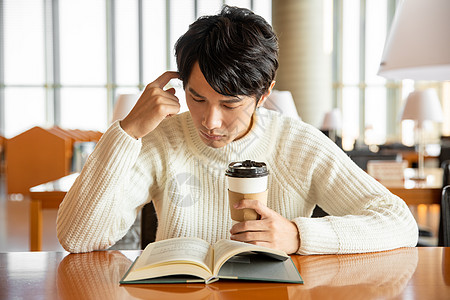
[[120, 71, 181, 139]]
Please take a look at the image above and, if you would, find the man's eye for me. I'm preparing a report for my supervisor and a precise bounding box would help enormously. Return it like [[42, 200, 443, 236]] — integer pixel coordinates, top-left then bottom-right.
[[224, 105, 238, 110], [192, 98, 204, 103]]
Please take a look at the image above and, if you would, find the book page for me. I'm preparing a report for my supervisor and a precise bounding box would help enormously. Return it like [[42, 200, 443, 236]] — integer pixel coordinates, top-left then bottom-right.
[[212, 239, 288, 275], [134, 237, 213, 272]]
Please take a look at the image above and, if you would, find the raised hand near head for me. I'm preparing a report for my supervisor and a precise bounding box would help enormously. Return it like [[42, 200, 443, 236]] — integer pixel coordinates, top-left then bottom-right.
[[120, 71, 180, 139]]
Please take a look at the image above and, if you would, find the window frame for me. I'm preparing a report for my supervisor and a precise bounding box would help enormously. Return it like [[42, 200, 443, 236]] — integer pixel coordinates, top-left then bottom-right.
[[0, 0, 268, 137], [333, 0, 448, 150]]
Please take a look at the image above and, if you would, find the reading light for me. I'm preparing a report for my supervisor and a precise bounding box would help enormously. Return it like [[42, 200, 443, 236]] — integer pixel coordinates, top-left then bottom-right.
[[321, 108, 342, 143], [400, 89, 443, 180], [379, 0, 449, 180], [378, 0, 450, 80]]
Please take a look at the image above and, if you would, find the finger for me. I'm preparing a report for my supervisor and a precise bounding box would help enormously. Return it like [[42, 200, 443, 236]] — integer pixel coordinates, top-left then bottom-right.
[[148, 86, 180, 103], [230, 230, 272, 244], [164, 94, 181, 108], [165, 107, 181, 118], [230, 234, 271, 248], [235, 199, 272, 219], [162, 100, 181, 116], [245, 241, 273, 248], [149, 71, 180, 89], [165, 87, 176, 95], [230, 219, 266, 235]]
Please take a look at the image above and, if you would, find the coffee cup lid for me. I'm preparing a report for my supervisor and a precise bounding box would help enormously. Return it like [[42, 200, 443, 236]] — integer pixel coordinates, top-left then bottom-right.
[[225, 160, 269, 178]]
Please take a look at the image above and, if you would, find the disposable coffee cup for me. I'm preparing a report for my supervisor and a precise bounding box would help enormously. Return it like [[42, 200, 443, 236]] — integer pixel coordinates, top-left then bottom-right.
[[225, 160, 269, 223]]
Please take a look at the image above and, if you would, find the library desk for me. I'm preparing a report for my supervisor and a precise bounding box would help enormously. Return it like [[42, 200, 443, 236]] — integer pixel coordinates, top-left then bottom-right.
[[381, 168, 443, 205], [28, 168, 443, 251], [29, 173, 79, 251], [0, 247, 449, 299]]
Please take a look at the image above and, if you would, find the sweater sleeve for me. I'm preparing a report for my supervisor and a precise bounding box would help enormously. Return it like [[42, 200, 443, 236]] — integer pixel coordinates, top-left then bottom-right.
[[56, 121, 153, 253], [287, 124, 418, 255]]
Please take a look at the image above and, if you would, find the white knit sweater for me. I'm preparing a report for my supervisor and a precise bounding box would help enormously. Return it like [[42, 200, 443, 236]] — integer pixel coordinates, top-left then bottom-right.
[[56, 108, 418, 254]]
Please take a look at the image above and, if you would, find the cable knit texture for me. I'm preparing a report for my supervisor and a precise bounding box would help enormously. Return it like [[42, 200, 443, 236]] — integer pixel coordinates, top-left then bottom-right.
[[56, 108, 418, 254]]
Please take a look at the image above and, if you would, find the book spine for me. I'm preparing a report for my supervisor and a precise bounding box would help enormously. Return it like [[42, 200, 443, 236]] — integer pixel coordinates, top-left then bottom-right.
[[205, 276, 219, 284]]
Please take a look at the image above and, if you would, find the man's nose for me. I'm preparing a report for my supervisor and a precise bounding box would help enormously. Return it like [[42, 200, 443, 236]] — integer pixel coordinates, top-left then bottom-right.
[[202, 105, 222, 130]]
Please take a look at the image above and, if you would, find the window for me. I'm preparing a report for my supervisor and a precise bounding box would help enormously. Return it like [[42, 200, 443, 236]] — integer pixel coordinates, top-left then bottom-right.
[[333, 0, 448, 150], [2, 0, 47, 137], [335, 0, 393, 150], [0, 0, 272, 138]]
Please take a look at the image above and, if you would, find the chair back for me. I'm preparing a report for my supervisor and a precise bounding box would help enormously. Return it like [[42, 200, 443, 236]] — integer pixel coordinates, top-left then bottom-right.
[[438, 161, 450, 245], [141, 202, 158, 249], [443, 160, 450, 186], [442, 186, 450, 247]]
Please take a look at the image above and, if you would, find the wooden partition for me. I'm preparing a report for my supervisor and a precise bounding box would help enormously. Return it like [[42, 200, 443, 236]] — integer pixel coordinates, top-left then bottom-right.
[[5, 127, 102, 195]]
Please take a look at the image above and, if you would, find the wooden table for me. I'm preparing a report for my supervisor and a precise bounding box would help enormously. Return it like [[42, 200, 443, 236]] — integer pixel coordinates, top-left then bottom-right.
[[1, 247, 449, 299], [381, 168, 443, 205], [28, 167, 444, 251], [29, 173, 78, 251]]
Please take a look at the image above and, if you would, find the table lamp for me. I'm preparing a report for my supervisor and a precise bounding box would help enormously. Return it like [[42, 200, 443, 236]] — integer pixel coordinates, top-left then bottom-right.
[[111, 94, 138, 124], [400, 89, 443, 180], [263, 90, 300, 119], [321, 108, 342, 143], [378, 0, 450, 80], [378, 0, 449, 180]]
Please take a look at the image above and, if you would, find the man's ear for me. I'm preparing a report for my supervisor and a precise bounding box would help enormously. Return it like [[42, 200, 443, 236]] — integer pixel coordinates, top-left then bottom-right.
[[256, 81, 276, 108]]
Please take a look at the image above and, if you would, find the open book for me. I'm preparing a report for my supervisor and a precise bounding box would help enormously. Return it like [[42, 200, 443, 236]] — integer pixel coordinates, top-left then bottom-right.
[[120, 237, 303, 284]]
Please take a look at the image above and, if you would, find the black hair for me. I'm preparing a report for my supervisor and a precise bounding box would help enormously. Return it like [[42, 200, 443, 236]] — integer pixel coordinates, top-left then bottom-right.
[[175, 5, 279, 102]]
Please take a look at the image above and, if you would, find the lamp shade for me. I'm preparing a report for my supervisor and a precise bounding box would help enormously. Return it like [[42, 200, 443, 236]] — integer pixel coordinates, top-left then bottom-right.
[[378, 0, 450, 80], [111, 94, 138, 124], [263, 90, 300, 119], [400, 89, 443, 126], [321, 108, 342, 130]]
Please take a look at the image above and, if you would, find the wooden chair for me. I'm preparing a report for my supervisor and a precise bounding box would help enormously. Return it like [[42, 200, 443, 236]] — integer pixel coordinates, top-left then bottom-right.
[[140, 202, 158, 249], [443, 160, 450, 188], [442, 186, 450, 247], [438, 160, 450, 247], [438, 161, 450, 246], [5, 127, 103, 195], [6, 127, 72, 195]]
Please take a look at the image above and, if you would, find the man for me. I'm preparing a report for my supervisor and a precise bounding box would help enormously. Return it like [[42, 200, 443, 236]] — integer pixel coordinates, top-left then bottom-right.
[[57, 6, 418, 254]]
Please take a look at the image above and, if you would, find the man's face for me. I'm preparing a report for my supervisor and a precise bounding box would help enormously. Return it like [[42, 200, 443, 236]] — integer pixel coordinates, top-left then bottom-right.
[[185, 62, 263, 148]]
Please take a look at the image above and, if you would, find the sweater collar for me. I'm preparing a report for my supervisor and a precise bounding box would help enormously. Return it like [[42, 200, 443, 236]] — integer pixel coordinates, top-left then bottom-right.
[[182, 108, 275, 166]]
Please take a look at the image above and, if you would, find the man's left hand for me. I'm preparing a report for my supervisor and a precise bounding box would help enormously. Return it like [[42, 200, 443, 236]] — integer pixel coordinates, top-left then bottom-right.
[[229, 199, 301, 254]]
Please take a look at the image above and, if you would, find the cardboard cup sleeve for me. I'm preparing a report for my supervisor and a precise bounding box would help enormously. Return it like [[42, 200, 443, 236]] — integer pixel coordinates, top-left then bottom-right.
[[228, 189, 268, 222]]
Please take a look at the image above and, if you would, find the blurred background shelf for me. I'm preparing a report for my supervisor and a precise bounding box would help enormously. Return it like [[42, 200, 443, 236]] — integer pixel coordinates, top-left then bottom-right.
[[4, 126, 102, 196]]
